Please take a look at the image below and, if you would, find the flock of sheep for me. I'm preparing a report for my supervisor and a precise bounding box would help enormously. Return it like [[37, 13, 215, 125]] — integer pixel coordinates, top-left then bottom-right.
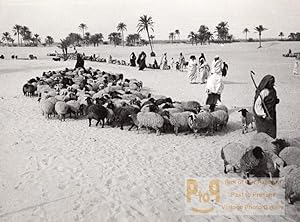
[[23, 66, 300, 204], [221, 132, 300, 204], [23, 67, 230, 136]]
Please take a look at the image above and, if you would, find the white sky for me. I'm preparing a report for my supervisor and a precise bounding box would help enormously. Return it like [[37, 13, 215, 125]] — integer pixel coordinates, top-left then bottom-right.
[[0, 0, 300, 42]]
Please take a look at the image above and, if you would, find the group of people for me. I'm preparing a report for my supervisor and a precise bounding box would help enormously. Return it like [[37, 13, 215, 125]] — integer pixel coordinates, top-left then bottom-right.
[[187, 53, 212, 84]]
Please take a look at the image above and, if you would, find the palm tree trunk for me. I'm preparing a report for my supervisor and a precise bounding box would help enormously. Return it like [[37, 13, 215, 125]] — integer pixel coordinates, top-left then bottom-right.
[[146, 27, 154, 54], [245, 33, 247, 41], [259, 33, 262, 48], [122, 31, 124, 47], [17, 33, 20, 46]]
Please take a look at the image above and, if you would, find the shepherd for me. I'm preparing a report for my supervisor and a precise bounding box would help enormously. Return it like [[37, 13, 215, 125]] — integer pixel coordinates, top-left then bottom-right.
[[253, 74, 280, 138]]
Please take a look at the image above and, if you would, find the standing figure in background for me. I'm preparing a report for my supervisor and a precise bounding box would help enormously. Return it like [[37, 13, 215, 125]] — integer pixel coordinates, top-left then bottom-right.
[[198, 58, 210, 84], [178, 52, 185, 71], [293, 55, 300, 75], [130, 52, 136, 67], [205, 55, 224, 111], [253, 75, 279, 139], [199, 53, 206, 62], [170, 58, 175, 70], [187, 55, 198, 84], [137, 51, 147, 70], [160, 53, 169, 70], [75, 53, 85, 70]]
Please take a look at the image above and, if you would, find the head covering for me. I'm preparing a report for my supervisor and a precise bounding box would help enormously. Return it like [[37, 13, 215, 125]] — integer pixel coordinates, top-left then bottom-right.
[[255, 75, 275, 99], [215, 55, 219, 59]]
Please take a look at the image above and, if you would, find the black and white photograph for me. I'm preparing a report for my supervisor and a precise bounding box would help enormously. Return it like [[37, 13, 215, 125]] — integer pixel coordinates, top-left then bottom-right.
[[0, 0, 300, 221]]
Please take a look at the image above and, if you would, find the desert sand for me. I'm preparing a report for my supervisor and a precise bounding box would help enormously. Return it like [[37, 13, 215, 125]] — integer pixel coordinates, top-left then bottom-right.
[[0, 42, 300, 221]]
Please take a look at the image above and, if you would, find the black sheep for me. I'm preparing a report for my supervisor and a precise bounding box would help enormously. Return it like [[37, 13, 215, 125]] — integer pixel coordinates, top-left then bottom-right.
[[87, 104, 108, 127], [23, 83, 36, 96]]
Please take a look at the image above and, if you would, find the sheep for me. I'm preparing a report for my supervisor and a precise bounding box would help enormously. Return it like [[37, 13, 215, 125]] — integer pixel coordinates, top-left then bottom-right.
[[187, 111, 214, 136], [87, 104, 108, 127], [220, 142, 249, 174], [129, 112, 164, 135], [54, 101, 70, 121], [211, 110, 229, 131], [279, 146, 300, 167], [23, 83, 36, 96], [107, 102, 139, 130], [160, 110, 192, 135], [250, 132, 290, 155], [175, 101, 201, 113], [163, 107, 184, 114], [215, 104, 228, 113], [239, 146, 264, 184], [40, 100, 55, 118], [105, 107, 115, 125], [252, 151, 284, 182], [279, 165, 300, 204], [238, 108, 255, 134], [141, 104, 160, 113], [66, 100, 81, 118]]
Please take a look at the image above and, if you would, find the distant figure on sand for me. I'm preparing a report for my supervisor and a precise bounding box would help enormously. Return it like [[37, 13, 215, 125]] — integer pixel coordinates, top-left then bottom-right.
[[199, 53, 206, 62], [198, 58, 210, 84], [188, 55, 198, 84], [253, 75, 279, 138], [137, 51, 147, 70], [178, 53, 185, 71], [75, 53, 85, 69], [160, 53, 169, 70], [130, 52, 136, 67], [205, 55, 224, 111], [293, 56, 300, 75]]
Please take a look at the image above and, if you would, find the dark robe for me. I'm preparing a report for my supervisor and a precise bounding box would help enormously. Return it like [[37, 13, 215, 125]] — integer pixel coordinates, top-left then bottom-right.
[[130, 53, 136, 67], [253, 75, 279, 138], [137, 52, 146, 70], [75, 54, 85, 69], [206, 93, 221, 112]]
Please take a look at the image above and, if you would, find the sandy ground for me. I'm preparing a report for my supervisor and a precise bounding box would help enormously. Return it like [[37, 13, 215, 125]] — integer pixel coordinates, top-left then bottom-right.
[[0, 42, 300, 221]]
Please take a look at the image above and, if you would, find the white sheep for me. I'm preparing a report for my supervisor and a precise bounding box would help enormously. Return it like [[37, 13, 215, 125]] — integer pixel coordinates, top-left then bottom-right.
[[174, 101, 201, 113], [40, 100, 55, 118], [187, 111, 214, 136], [161, 111, 192, 135], [163, 107, 184, 114], [279, 146, 300, 167], [55, 101, 69, 121], [215, 104, 229, 113], [130, 112, 164, 135], [238, 108, 255, 134], [211, 110, 229, 131], [66, 100, 81, 117], [221, 142, 249, 174], [279, 165, 300, 204]]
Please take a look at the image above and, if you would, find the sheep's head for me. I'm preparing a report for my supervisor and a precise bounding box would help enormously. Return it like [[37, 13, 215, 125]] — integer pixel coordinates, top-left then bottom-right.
[[238, 108, 248, 118], [252, 146, 264, 160], [272, 139, 290, 155], [161, 110, 170, 119], [188, 113, 197, 128], [274, 157, 285, 171]]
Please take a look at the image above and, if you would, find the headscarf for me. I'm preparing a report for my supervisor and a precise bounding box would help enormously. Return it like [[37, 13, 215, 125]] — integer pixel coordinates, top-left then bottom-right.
[[255, 75, 275, 99]]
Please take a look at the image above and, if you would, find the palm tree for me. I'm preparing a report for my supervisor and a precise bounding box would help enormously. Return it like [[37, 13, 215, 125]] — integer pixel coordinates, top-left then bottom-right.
[[279, 32, 284, 41], [20, 26, 30, 46], [117, 22, 127, 47], [45, 36, 54, 46], [84, 32, 91, 46], [108, 32, 122, 46], [12, 24, 22, 46], [137, 15, 155, 56], [188, 31, 197, 45], [78, 23, 87, 39], [33, 34, 40, 46], [243, 28, 249, 41], [58, 38, 71, 60], [169, 32, 175, 43], [2, 32, 11, 45], [216, 21, 229, 43], [254, 25, 267, 48], [175, 29, 180, 40]]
